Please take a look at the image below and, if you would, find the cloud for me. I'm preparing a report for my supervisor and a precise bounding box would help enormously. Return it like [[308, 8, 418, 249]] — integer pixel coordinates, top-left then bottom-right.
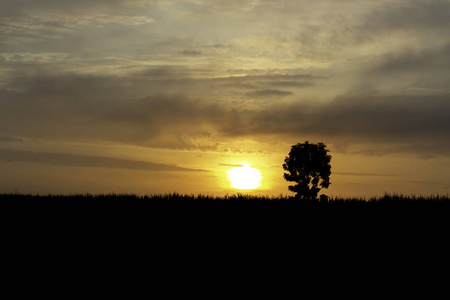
[[216, 94, 450, 157], [0, 0, 155, 46], [1, 0, 450, 159], [363, 0, 450, 33], [180, 50, 202, 56], [246, 89, 293, 98], [219, 163, 244, 167], [0, 136, 23, 143], [270, 81, 312, 88], [370, 44, 450, 75], [334, 172, 397, 177], [410, 180, 443, 185], [0, 148, 205, 172], [0, 0, 151, 17], [1, 65, 449, 156]]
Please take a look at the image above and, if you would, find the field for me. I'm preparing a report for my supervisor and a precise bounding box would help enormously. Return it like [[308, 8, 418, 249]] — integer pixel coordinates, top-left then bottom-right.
[[2, 193, 449, 242], [2, 192, 449, 213], [1, 192, 449, 203]]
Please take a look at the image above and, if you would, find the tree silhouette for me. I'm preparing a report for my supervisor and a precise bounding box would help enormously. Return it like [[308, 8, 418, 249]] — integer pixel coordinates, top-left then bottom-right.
[[283, 141, 331, 200]]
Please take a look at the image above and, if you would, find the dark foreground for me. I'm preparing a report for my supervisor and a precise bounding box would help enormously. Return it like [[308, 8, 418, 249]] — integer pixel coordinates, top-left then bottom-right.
[[2, 192, 449, 206], [2, 193, 449, 218], [2, 193, 449, 255]]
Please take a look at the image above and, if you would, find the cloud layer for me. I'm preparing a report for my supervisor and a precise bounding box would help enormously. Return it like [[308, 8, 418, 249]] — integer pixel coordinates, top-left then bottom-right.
[[1, 0, 449, 166], [0, 148, 204, 172]]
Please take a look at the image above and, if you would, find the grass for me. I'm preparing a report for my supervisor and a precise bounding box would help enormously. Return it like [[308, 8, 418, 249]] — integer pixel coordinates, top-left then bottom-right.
[[1, 192, 449, 207], [2, 193, 448, 236]]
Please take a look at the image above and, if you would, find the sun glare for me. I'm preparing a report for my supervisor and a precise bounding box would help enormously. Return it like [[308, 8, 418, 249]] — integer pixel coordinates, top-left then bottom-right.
[[227, 164, 262, 190]]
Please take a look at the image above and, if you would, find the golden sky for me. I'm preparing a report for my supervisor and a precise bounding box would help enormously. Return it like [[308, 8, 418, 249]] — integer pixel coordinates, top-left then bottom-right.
[[1, 0, 449, 197]]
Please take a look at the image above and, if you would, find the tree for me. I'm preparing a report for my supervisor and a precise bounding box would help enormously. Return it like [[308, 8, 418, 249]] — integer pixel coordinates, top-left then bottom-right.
[[283, 141, 331, 200]]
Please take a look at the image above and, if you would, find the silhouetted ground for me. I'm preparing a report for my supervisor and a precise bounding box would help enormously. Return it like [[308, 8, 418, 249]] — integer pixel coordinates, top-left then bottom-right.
[[2, 193, 449, 220], [2, 192, 449, 205], [2, 193, 448, 259]]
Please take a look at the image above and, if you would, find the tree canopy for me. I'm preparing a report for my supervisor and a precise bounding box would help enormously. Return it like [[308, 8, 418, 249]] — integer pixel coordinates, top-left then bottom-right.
[[283, 141, 331, 200]]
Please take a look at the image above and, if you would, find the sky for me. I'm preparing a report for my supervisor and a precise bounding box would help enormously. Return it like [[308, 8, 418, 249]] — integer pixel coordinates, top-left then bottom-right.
[[1, 0, 449, 197]]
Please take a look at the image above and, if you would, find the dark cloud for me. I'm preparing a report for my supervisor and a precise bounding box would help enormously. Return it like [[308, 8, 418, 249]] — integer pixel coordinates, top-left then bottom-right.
[[1, 0, 449, 159], [334, 172, 398, 177], [204, 44, 227, 49], [316, 95, 450, 140], [214, 73, 321, 91], [138, 66, 196, 80], [270, 81, 312, 88], [180, 50, 202, 56], [410, 180, 443, 185], [0, 148, 205, 172], [0, 0, 136, 16], [246, 89, 293, 98], [364, 0, 450, 33], [219, 163, 244, 167], [371, 44, 450, 75], [352, 143, 450, 160], [0, 0, 156, 50], [0, 136, 23, 143], [289, 0, 450, 55], [214, 94, 450, 157], [135, 67, 321, 88], [1, 67, 449, 156], [4, 66, 322, 103], [0, 89, 22, 98]]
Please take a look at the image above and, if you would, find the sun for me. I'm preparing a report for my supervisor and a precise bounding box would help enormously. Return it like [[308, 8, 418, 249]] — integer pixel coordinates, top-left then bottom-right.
[[227, 164, 262, 190]]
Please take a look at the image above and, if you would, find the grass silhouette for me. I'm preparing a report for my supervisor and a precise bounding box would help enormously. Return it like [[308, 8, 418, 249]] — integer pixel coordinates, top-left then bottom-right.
[[2, 193, 448, 240], [1, 192, 449, 208]]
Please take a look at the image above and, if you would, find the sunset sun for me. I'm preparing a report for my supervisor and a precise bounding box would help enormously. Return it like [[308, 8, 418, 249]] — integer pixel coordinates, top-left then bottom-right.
[[227, 165, 262, 190]]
